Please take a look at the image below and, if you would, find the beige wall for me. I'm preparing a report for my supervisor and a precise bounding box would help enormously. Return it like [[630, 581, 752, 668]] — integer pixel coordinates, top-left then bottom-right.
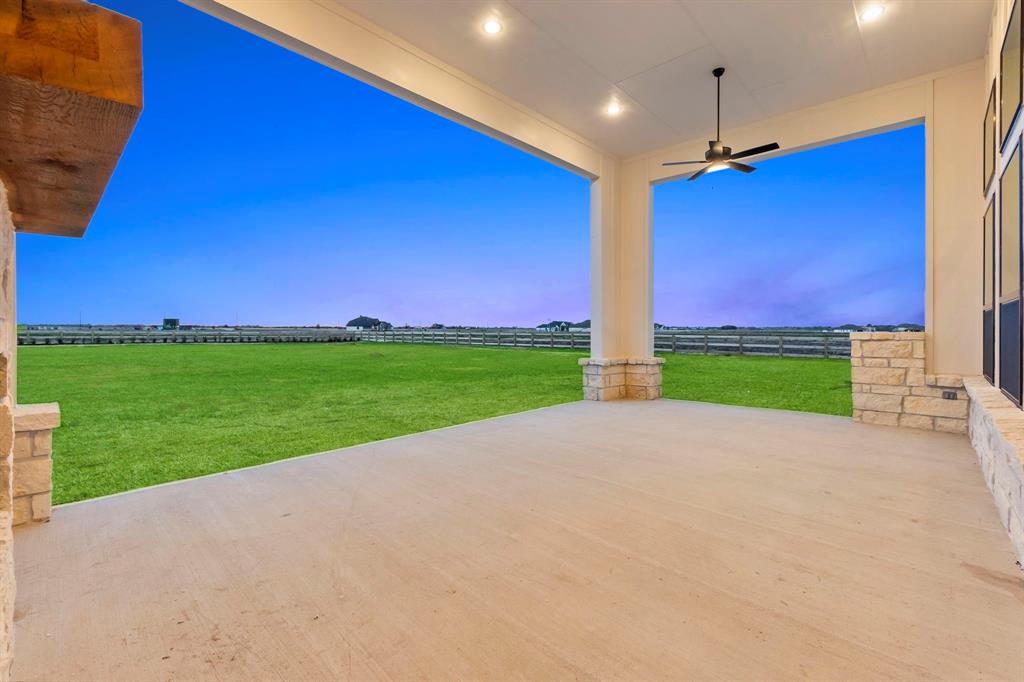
[[929, 64, 984, 375], [0, 183, 16, 680]]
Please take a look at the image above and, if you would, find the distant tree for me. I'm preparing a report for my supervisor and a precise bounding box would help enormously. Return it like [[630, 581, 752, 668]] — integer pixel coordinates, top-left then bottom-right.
[[347, 315, 392, 330], [347, 315, 378, 328], [574, 319, 591, 328], [720, 324, 738, 330], [837, 324, 861, 330]]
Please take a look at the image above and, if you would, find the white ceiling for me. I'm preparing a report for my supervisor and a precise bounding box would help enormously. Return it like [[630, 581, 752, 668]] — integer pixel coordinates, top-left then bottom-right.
[[332, 0, 992, 158]]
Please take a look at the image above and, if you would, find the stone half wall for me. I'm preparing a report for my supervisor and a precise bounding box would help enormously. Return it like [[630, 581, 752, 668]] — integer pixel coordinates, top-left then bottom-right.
[[963, 376, 1024, 565], [579, 358, 664, 401], [850, 332, 968, 433], [12, 405, 57, 526]]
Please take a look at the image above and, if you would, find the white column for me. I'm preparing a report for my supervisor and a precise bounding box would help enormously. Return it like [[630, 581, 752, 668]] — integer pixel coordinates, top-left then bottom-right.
[[589, 156, 618, 360], [582, 156, 662, 400]]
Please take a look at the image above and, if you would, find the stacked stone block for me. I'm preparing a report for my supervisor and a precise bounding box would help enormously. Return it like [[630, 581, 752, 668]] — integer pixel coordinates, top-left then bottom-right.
[[12, 404, 58, 526], [851, 332, 967, 433], [580, 357, 664, 401], [963, 376, 1024, 565]]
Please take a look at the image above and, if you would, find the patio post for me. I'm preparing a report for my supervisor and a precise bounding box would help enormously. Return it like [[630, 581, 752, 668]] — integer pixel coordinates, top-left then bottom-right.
[[582, 156, 663, 400], [0, 184, 15, 679], [0, 0, 142, 675]]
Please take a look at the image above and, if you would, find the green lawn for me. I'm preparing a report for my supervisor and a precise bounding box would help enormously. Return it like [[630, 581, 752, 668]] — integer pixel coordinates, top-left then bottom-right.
[[17, 343, 850, 504], [661, 353, 852, 416]]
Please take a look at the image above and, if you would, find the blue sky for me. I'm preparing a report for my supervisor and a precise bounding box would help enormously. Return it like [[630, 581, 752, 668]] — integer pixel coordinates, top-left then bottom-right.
[[15, 0, 923, 328], [654, 125, 924, 327]]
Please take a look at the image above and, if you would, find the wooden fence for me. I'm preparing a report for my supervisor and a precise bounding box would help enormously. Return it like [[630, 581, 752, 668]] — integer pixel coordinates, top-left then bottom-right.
[[356, 328, 852, 358], [19, 326, 852, 358], [18, 327, 357, 345]]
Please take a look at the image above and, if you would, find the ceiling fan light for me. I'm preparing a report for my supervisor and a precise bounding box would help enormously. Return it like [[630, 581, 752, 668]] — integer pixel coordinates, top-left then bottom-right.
[[707, 162, 728, 173], [859, 4, 885, 22], [482, 19, 503, 34], [605, 101, 623, 116]]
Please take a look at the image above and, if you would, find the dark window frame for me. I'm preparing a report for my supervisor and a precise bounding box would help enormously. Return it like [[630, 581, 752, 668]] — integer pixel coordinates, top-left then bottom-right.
[[1002, 0, 1023, 153], [998, 136, 1023, 405], [985, 197, 996, 384], [986, 79, 998, 194]]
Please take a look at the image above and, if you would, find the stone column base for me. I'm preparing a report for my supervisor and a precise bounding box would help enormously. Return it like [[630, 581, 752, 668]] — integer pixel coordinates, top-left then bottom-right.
[[850, 332, 967, 433], [580, 357, 664, 401], [12, 403, 58, 526]]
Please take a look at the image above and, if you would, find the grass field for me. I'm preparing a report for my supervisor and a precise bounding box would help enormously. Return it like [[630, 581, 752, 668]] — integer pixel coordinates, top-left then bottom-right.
[[17, 343, 851, 504]]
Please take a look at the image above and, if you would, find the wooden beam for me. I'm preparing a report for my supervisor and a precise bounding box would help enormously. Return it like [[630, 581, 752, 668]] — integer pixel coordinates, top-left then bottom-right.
[[0, 0, 142, 237]]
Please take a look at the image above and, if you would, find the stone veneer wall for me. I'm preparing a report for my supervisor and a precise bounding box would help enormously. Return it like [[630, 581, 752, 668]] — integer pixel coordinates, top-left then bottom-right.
[[0, 184, 15, 678], [12, 405, 57, 526], [851, 332, 968, 433], [963, 376, 1024, 565], [579, 358, 664, 400]]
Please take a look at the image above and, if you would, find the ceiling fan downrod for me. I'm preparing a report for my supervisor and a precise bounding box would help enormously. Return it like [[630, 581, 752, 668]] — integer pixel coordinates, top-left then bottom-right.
[[713, 66, 724, 142]]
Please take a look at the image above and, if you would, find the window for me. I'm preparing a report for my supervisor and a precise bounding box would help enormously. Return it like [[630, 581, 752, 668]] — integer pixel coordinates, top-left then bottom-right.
[[986, 81, 997, 193], [985, 198, 996, 383], [1001, 147, 1020, 304], [1002, 0, 1022, 150], [999, 140, 1021, 402]]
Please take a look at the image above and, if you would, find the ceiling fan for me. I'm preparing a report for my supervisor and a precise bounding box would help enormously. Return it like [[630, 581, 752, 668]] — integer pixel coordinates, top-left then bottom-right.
[[662, 67, 780, 182]]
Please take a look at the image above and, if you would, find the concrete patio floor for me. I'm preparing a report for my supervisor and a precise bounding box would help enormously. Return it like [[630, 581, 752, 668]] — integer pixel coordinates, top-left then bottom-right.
[[12, 399, 1024, 681]]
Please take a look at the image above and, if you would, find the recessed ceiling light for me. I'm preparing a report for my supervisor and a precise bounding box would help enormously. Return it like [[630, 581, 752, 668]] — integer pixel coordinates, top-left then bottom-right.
[[859, 4, 885, 22], [482, 19, 502, 34], [606, 101, 623, 116]]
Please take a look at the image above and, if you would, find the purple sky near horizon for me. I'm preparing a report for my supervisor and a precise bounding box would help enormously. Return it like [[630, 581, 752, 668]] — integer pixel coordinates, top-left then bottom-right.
[[14, 0, 923, 328]]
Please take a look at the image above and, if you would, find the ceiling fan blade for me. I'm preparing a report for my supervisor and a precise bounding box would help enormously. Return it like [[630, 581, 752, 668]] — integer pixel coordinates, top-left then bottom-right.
[[729, 142, 780, 160], [662, 160, 708, 166], [687, 165, 711, 182], [726, 161, 756, 174]]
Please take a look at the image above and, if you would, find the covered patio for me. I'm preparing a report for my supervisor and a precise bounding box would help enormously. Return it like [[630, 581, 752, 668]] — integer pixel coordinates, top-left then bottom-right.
[[2, 0, 1024, 678], [14, 399, 1023, 680]]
